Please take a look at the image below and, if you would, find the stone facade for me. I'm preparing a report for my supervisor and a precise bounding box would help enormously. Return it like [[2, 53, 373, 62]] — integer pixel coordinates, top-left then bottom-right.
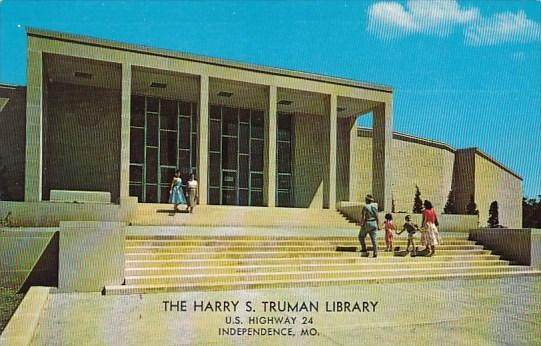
[[348, 128, 522, 228]]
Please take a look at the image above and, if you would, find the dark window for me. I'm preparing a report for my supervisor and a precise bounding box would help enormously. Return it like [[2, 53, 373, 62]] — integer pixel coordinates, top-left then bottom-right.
[[209, 152, 221, 187], [147, 97, 159, 113], [129, 165, 143, 183], [209, 187, 220, 205], [251, 110, 264, 139], [146, 115, 158, 146], [277, 174, 291, 190], [239, 123, 249, 154], [222, 189, 237, 205], [251, 173, 263, 189], [179, 101, 191, 116], [222, 107, 238, 136], [222, 137, 237, 170], [250, 190, 263, 206], [145, 184, 158, 203], [131, 95, 145, 127], [130, 128, 144, 163], [160, 100, 177, 130], [277, 191, 291, 207], [250, 140, 263, 171], [129, 184, 143, 201], [210, 120, 221, 152], [191, 134, 197, 169], [277, 113, 292, 141], [222, 171, 236, 188], [239, 108, 250, 123], [160, 186, 170, 203], [191, 103, 198, 132], [239, 155, 249, 189], [160, 131, 177, 166], [178, 117, 191, 149], [161, 167, 176, 186], [239, 189, 249, 206], [278, 141, 291, 173], [210, 105, 221, 120], [146, 148, 157, 183], [145, 184, 157, 203], [178, 150, 191, 177]]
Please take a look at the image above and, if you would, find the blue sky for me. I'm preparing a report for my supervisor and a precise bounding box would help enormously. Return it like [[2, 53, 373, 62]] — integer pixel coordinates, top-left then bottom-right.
[[1, 0, 540, 197]]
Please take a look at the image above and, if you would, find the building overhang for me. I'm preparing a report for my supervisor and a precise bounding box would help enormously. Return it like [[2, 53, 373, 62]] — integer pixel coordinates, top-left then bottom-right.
[[26, 28, 393, 95]]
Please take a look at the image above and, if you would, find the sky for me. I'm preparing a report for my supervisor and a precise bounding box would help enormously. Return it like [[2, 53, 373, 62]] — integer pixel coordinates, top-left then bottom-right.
[[0, 0, 540, 197]]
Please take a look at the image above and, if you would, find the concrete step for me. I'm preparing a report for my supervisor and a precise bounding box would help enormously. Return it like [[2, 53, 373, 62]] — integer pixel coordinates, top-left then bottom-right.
[[125, 234, 471, 241], [105, 269, 541, 295], [125, 259, 511, 276], [125, 249, 492, 261], [125, 248, 491, 260], [125, 254, 504, 269], [125, 239, 476, 246], [131, 205, 355, 228], [125, 244, 483, 253], [123, 265, 529, 285]]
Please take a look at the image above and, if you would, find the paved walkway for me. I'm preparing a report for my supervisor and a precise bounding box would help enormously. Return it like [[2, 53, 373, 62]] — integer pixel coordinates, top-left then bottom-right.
[[31, 276, 541, 345]]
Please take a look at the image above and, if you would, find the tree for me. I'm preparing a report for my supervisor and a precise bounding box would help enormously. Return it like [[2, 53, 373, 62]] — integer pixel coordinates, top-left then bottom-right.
[[523, 196, 541, 228], [0, 158, 9, 201], [413, 185, 423, 214], [443, 190, 457, 214], [487, 201, 499, 228], [466, 194, 479, 215]]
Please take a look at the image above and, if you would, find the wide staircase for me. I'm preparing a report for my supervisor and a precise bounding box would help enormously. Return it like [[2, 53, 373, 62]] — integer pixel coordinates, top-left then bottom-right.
[[104, 231, 541, 295]]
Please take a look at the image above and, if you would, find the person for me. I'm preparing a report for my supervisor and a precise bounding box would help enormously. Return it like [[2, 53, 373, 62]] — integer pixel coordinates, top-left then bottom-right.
[[396, 215, 420, 256], [169, 170, 187, 212], [186, 173, 199, 213], [422, 200, 440, 256], [358, 194, 380, 258], [383, 213, 395, 252]]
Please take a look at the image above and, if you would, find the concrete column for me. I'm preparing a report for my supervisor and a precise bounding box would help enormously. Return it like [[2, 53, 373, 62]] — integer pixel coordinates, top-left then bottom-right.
[[264, 85, 277, 207], [327, 94, 338, 209], [24, 50, 43, 202], [197, 75, 209, 205], [119, 64, 132, 202], [372, 101, 393, 211]]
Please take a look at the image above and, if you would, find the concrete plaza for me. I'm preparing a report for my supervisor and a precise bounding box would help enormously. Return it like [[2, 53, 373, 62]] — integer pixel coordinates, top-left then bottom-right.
[[30, 276, 541, 346]]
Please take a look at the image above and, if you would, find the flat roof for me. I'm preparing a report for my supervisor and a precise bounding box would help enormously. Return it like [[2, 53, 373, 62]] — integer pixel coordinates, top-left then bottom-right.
[[27, 28, 393, 94]]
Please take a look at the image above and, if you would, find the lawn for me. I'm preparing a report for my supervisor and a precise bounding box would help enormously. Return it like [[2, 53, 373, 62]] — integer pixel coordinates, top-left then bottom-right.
[[0, 287, 24, 334]]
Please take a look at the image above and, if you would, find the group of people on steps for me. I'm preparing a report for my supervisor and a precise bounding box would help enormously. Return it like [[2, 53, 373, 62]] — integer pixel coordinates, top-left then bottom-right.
[[359, 194, 440, 258]]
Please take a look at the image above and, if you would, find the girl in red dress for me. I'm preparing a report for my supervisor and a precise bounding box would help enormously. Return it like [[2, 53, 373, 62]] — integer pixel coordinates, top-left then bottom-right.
[[383, 213, 395, 252]]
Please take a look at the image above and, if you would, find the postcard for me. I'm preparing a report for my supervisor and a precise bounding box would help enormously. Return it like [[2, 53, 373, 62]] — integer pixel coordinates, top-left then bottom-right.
[[1, 1, 540, 345]]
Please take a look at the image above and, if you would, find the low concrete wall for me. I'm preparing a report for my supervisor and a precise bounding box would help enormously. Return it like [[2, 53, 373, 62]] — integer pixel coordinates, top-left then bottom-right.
[[0, 197, 137, 227], [0, 286, 50, 346], [0, 228, 58, 290], [469, 228, 541, 269], [58, 221, 125, 292], [337, 202, 479, 232]]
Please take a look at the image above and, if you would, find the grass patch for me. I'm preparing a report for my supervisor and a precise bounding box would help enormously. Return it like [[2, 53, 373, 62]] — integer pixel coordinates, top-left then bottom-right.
[[0, 287, 25, 333]]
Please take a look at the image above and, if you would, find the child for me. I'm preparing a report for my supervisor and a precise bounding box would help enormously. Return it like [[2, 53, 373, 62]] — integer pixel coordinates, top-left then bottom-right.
[[383, 213, 395, 252], [396, 215, 420, 256]]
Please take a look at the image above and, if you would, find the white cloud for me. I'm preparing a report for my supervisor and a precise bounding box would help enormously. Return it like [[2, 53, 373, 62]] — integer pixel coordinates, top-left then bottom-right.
[[465, 10, 541, 46], [368, 0, 479, 38]]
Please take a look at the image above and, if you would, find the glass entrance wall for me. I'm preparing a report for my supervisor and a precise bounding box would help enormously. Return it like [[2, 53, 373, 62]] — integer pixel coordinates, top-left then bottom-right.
[[208, 105, 265, 206], [129, 95, 198, 203], [277, 112, 293, 207]]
